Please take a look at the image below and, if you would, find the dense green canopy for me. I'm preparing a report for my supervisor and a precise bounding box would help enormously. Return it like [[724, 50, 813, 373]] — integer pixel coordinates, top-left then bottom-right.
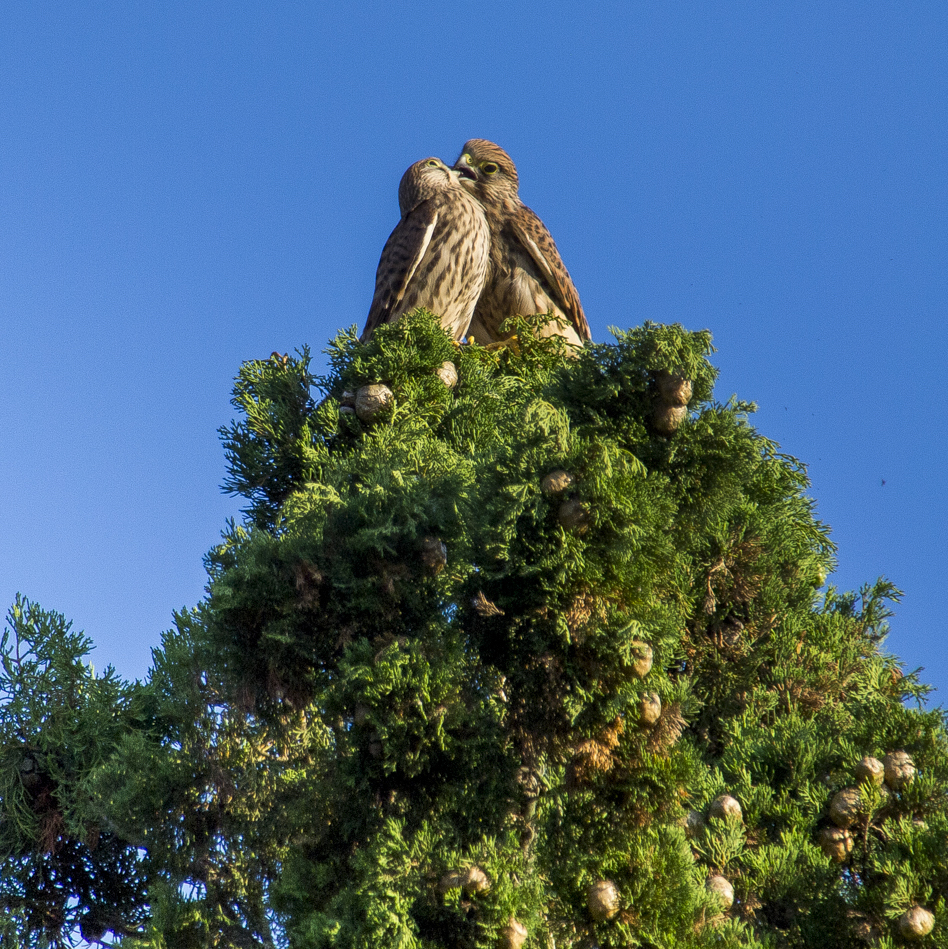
[[2, 313, 945, 947]]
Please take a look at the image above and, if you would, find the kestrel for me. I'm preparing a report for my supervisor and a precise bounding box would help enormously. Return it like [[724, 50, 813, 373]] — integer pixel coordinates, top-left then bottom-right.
[[453, 139, 590, 348], [361, 157, 490, 343]]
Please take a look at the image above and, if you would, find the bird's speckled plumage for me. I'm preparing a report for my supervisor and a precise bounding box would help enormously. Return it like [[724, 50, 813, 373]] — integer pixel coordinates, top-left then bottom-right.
[[453, 139, 590, 348], [361, 158, 489, 343]]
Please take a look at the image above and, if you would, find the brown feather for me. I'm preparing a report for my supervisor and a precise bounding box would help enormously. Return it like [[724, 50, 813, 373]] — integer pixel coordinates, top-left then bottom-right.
[[453, 140, 590, 347], [361, 158, 490, 343]]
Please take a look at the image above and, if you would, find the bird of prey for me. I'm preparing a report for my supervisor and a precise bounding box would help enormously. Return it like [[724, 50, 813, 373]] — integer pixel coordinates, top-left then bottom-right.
[[361, 157, 490, 343], [453, 139, 590, 348]]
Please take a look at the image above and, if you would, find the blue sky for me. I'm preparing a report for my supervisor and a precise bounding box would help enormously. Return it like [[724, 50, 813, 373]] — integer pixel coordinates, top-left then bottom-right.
[[1, 3, 945, 699]]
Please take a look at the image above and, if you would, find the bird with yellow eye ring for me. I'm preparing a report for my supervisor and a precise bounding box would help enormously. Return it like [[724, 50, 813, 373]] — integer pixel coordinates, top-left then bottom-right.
[[453, 139, 590, 349]]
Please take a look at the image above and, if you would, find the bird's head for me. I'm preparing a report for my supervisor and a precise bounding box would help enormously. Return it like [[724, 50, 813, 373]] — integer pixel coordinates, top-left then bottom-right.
[[398, 157, 458, 215], [453, 139, 519, 202]]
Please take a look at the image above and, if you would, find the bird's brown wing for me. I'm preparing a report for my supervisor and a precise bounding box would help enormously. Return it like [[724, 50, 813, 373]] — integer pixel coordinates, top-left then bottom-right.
[[361, 201, 440, 341], [509, 205, 591, 341]]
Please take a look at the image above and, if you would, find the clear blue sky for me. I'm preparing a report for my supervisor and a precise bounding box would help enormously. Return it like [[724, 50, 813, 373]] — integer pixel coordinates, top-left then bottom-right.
[[1, 3, 945, 699]]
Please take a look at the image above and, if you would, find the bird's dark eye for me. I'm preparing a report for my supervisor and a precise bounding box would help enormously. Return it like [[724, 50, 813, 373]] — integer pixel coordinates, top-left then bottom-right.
[[482, 162, 499, 175], [426, 159, 440, 168]]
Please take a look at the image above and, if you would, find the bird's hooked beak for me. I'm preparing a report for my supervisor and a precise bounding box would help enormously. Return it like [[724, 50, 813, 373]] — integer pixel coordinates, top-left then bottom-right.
[[456, 154, 478, 181]]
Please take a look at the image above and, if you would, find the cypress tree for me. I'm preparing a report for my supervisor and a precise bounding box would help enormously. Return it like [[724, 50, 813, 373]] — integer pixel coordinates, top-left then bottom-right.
[[1, 312, 945, 947]]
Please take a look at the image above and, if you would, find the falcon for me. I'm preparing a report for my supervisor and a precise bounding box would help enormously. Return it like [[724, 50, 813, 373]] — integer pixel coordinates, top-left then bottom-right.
[[361, 157, 489, 343], [453, 139, 590, 348]]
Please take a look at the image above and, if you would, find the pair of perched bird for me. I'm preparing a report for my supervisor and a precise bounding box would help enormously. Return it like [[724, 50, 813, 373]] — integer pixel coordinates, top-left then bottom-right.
[[361, 140, 590, 349]]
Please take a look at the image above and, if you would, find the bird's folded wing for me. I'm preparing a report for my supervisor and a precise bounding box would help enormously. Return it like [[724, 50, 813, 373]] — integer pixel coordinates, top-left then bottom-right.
[[362, 203, 440, 338], [511, 209, 591, 341]]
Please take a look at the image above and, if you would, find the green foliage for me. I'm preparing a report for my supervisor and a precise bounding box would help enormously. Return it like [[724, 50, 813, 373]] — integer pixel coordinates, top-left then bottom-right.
[[0, 597, 149, 947], [220, 346, 329, 530], [2, 311, 947, 948]]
